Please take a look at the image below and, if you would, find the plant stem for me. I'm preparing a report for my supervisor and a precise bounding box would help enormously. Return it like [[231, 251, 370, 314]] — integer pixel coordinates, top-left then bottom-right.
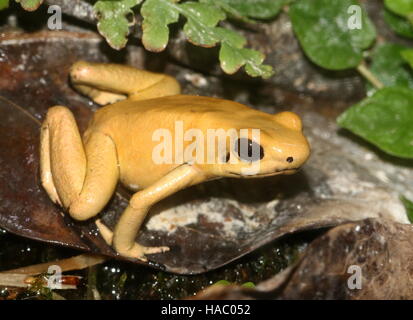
[[357, 62, 384, 90]]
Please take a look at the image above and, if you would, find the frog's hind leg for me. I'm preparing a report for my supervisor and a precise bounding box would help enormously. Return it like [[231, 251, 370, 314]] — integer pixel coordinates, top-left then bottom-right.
[[70, 61, 181, 103], [74, 84, 127, 106], [40, 120, 62, 206], [40, 106, 119, 221]]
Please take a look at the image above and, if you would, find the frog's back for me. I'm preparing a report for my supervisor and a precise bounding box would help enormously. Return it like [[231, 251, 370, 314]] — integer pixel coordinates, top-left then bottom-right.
[[87, 94, 267, 189], [95, 95, 254, 120], [91, 94, 272, 134]]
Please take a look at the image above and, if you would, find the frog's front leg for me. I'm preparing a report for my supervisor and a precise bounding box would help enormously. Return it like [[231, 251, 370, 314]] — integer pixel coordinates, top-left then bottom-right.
[[97, 164, 205, 261], [40, 106, 119, 220]]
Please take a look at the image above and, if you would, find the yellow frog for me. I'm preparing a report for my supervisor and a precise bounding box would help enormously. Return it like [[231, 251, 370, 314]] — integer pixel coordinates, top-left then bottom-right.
[[40, 61, 310, 261]]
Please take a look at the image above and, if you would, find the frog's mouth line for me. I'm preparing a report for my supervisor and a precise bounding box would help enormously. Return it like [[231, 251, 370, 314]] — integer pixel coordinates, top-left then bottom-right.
[[228, 167, 299, 177]]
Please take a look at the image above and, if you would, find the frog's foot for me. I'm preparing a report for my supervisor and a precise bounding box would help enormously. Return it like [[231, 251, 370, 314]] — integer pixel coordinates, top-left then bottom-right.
[[96, 219, 169, 261], [116, 243, 170, 262], [73, 84, 127, 106], [95, 219, 113, 245]]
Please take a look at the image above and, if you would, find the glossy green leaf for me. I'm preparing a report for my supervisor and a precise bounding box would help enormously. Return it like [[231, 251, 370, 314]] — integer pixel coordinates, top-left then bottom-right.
[[401, 49, 413, 69], [94, 0, 141, 50], [15, 0, 43, 11], [401, 196, 413, 223], [384, 8, 413, 39], [141, 0, 179, 52], [367, 43, 413, 95], [0, 0, 9, 10], [337, 87, 413, 159], [289, 0, 376, 70], [385, 0, 413, 23]]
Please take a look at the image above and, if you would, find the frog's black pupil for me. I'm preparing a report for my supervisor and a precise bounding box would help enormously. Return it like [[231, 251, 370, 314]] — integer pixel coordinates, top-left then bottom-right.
[[235, 138, 264, 162], [287, 157, 294, 163]]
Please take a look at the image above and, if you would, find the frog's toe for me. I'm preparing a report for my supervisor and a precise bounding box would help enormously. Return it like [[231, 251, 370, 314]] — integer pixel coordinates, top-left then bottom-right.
[[50, 193, 63, 207], [116, 243, 170, 262], [143, 245, 170, 255]]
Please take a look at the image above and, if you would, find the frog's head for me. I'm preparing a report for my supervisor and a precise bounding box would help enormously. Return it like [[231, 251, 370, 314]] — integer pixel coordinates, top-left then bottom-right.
[[201, 111, 310, 178]]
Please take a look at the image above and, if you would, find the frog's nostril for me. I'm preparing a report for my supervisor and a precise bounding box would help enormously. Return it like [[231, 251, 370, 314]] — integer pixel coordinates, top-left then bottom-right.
[[286, 156, 294, 163]]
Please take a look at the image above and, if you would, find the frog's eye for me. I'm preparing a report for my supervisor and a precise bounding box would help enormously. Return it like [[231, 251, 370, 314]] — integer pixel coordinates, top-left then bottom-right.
[[235, 138, 264, 162]]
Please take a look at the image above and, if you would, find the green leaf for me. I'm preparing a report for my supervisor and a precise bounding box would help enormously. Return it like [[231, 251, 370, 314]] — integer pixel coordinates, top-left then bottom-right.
[[0, 0, 9, 10], [401, 49, 413, 69], [385, 0, 413, 23], [367, 43, 413, 95], [401, 196, 413, 223], [214, 280, 231, 286], [242, 48, 273, 78], [337, 87, 413, 159], [15, 0, 43, 11], [217, 0, 287, 20], [180, 2, 226, 47], [214, 27, 246, 47], [219, 42, 245, 72], [241, 281, 255, 288], [219, 43, 272, 78], [289, 0, 376, 70], [141, 0, 179, 52], [141, 0, 274, 78], [94, 0, 142, 50], [384, 8, 413, 39]]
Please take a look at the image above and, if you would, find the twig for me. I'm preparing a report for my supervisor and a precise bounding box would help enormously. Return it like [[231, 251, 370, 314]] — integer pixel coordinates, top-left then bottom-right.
[[357, 62, 384, 90], [0, 273, 78, 289], [0, 254, 107, 290], [0, 253, 106, 275]]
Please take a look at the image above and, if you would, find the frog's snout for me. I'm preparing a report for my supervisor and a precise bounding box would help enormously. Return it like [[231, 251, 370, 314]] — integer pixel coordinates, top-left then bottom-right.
[[274, 138, 311, 172]]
